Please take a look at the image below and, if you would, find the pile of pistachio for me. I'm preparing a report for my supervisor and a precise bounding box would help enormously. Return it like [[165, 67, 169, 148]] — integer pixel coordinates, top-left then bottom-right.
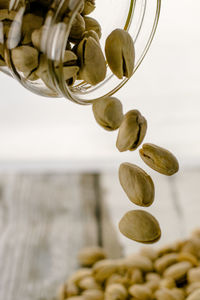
[[0, 0, 135, 90], [58, 230, 200, 300], [92, 96, 179, 244]]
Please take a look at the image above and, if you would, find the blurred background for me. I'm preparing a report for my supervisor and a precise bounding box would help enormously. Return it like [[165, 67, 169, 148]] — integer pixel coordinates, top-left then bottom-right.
[[1, 0, 200, 299]]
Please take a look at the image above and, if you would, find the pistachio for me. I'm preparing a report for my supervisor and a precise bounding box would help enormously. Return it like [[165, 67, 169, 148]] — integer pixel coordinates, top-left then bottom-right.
[[84, 16, 102, 38], [106, 273, 128, 287], [171, 288, 185, 300], [154, 253, 178, 274], [140, 247, 158, 261], [118, 163, 154, 207], [139, 143, 179, 176], [105, 283, 127, 300], [82, 289, 104, 300], [93, 259, 118, 282], [186, 289, 200, 300], [145, 272, 161, 282], [11, 46, 39, 73], [116, 110, 147, 152], [128, 268, 143, 284], [155, 288, 176, 300], [119, 210, 161, 244], [31, 27, 43, 50], [78, 247, 107, 267], [163, 261, 192, 281], [68, 268, 92, 284], [125, 254, 153, 272], [92, 97, 123, 131], [78, 276, 101, 290], [105, 29, 135, 79], [82, 30, 99, 43], [0, 9, 16, 21], [178, 253, 198, 266], [65, 13, 85, 41], [188, 267, 200, 283], [146, 280, 160, 293], [77, 37, 106, 85], [129, 284, 152, 300], [83, 0, 96, 15], [186, 283, 200, 295], [22, 13, 43, 44], [159, 278, 176, 289]]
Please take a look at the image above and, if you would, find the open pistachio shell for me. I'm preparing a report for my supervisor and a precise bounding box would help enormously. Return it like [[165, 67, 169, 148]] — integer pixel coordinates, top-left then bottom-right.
[[116, 110, 147, 152]]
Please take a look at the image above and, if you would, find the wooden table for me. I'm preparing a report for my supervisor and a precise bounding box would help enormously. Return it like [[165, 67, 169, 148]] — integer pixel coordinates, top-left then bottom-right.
[[0, 169, 199, 300]]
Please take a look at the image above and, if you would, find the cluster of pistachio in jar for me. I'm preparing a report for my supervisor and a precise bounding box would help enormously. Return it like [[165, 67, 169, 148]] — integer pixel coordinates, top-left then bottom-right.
[[92, 95, 179, 244], [0, 0, 135, 91], [57, 229, 200, 300]]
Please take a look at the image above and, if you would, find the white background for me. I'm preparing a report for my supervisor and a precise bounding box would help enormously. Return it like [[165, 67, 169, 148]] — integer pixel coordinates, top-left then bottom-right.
[[0, 0, 200, 170]]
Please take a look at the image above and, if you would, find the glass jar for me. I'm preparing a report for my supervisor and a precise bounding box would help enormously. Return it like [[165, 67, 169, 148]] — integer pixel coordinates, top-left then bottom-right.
[[0, 0, 161, 104]]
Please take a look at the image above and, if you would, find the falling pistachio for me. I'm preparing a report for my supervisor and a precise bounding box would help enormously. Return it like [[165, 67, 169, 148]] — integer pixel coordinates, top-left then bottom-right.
[[119, 162, 154, 207], [116, 110, 147, 152], [92, 97, 123, 131], [139, 143, 179, 176], [119, 210, 161, 244]]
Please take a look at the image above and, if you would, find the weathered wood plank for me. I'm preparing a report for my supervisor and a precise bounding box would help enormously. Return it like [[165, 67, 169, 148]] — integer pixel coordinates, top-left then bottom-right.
[[0, 173, 99, 300]]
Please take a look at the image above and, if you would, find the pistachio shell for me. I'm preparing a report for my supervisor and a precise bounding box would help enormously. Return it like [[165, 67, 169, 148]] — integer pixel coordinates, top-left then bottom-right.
[[11, 46, 39, 73], [78, 247, 107, 267], [92, 259, 118, 282], [82, 30, 99, 43], [155, 253, 179, 274], [116, 110, 147, 152], [139, 143, 179, 176], [78, 276, 101, 290], [119, 163, 154, 207], [186, 283, 200, 295], [125, 254, 153, 272], [84, 16, 102, 38], [186, 289, 200, 300], [163, 261, 192, 281], [82, 289, 104, 300], [129, 284, 152, 300], [92, 97, 123, 131], [83, 0, 96, 15], [159, 278, 176, 289], [105, 29, 135, 79], [155, 288, 176, 300], [188, 267, 200, 283], [22, 14, 43, 44], [68, 268, 92, 284], [119, 210, 161, 244], [77, 37, 106, 85], [105, 283, 127, 300], [65, 13, 85, 41]]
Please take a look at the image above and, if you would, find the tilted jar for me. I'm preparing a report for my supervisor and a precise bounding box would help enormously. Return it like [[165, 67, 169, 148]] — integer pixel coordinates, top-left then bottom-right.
[[0, 0, 161, 104]]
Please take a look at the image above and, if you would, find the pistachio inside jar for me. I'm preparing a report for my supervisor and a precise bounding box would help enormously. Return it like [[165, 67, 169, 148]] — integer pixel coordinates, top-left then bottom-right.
[[0, 0, 161, 104]]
